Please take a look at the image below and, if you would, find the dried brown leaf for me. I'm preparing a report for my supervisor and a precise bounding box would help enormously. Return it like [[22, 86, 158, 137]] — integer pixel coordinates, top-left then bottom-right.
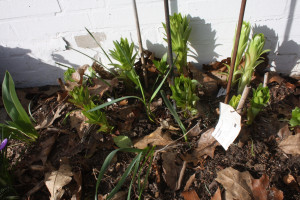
[[162, 152, 182, 190], [69, 110, 89, 139], [89, 78, 118, 97], [283, 174, 300, 191], [193, 128, 220, 159], [268, 187, 284, 200], [252, 174, 269, 200], [187, 122, 202, 137], [278, 133, 300, 155], [181, 190, 200, 200], [35, 104, 66, 130], [211, 187, 222, 200], [277, 124, 292, 140], [134, 127, 173, 149], [36, 134, 57, 165], [110, 191, 127, 200], [71, 171, 82, 200], [45, 160, 73, 200], [216, 167, 253, 200], [269, 72, 285, 85], [184, 173, 196, 191]]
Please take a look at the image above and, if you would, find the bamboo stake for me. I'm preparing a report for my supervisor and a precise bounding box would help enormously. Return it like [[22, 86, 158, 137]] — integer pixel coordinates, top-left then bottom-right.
[[164, 0, 174, 86], [224, 0, 247, 104], [263, 72, 269, 87], [132, 0, 148, 88], [236, 86, 251, 115]]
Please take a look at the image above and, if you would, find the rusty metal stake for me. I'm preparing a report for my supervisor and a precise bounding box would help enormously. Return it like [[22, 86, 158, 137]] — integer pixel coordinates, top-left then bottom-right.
[[224, 0, 247, 104], [164, 0, 174, 86], [132, 0, 148, 88]]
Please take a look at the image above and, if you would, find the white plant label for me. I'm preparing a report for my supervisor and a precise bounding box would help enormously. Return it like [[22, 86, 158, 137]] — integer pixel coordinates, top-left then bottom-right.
[[212, 103, 241, 150]]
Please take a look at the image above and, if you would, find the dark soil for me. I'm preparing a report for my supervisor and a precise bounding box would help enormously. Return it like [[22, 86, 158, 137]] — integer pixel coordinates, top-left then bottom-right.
[[2, 61, 300, 200]]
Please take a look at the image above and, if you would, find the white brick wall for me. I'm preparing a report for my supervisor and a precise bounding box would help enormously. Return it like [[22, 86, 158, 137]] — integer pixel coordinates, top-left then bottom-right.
[[0, 0, 299, 87]]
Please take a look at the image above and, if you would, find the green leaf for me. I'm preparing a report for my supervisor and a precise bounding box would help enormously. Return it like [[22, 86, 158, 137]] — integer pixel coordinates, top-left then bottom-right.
[[94, 148, 145, 200], [150, 68, 171, 103], [160, 90, 187, 141], [113, 136, 133, 148], [85, 27, 113, 64], [88, 96, 143, 113], [289, 107, 300, 127], [2, 71, 38, 141]]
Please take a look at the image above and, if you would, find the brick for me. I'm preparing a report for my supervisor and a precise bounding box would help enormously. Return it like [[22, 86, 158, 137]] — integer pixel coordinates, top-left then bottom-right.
[[12, 13, 91, 40], [0, 0, 61, 19], [59, 0, 105, 12], [0, 23, 18, 41]]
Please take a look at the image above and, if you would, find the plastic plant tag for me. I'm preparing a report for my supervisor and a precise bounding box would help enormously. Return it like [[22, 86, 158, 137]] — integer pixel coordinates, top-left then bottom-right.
[[212, 102, 241, 150]]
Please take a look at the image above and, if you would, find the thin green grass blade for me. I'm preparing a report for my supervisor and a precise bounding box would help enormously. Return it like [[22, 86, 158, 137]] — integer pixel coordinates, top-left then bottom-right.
[[150, 68, 170, 103], [88, 96, 143, 112], [138, 147, 155, 199], [55, 62, 73, 69], [69, 47, 116, 76], [85, 27, 113, 64], [106, 153, 142, 200], [127, 154, 142, 200], [160, 90, 187, 141], [28, 100, 36, 123], [95, 148, 145, 200]]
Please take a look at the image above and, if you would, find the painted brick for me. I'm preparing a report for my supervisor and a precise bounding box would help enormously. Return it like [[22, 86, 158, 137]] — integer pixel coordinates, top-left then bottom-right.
[[0, 0, 60, 19], [0, 23, 18, 41], [59, 0, 105, 12], [11, 13, 91, 40], [0, 0, 299, 87]]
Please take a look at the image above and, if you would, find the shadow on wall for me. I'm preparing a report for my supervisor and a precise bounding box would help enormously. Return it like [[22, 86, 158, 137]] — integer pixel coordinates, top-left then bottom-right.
[[0, 46, 65, 87], [145, 16, 218, 69], [52, 53, 80, 69], [188, 16, 219, 69], [252, 25, 300, 74]]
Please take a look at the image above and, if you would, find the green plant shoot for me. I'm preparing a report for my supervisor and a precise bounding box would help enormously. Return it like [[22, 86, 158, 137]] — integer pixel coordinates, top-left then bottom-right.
[[163, 13, 191, 74], [225, 21, 251, 85], [109, 38, 139, 87], [105, 37, 171, 120], [69, 86, 111, 132], [170, 75, 199, 117], [152, 53, 169, 75], [64, 67, 76, 82], [229, 94, 241, 110], [238, 34, 270, 94], [247, 83, 270, 125], [289, 107, 300, 127], [94, 147, 154, 200], [0, 71, 38, 142]]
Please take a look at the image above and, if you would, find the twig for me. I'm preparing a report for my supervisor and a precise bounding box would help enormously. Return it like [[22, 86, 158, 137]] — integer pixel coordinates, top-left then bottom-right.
[[224, 0, 247, 104], [176, 161, 187, 190], [163, 0, 174, 86], [263, 72, 269, 87], [132, 0, 148, 89], [236, 86, 251, 115], [57, 78, 65, 90]]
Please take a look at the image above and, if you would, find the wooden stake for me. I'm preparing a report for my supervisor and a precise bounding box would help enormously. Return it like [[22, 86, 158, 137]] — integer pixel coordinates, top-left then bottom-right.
[[132, 0, 148, 88]]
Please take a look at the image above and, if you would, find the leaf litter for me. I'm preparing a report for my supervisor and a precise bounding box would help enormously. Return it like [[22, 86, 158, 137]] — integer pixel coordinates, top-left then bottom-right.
[[6, 58, 300, 200]]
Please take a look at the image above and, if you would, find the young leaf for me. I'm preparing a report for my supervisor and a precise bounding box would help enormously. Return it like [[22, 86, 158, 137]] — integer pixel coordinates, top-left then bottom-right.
[[160, 90, 187, 141], [2, 71, 38, 141], [113, 136, 133, 148], [289, 107, 300, 127]]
